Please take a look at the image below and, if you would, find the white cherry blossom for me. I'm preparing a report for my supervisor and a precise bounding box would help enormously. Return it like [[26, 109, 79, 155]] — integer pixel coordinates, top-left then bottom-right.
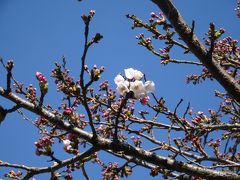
[[115, 68, 155, 100], [116, 80, 129, 96], [124, 68, 143, 80]]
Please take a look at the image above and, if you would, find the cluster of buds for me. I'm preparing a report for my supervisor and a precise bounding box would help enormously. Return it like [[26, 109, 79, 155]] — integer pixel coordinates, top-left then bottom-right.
[[101, 162, 132, 179], [153, 12, 174, 40], [186, 68, 213, 84], [101, 162, 119, 180], [51, 63, 81, 96], [4, 170, 22, 179], [130, 136, 142, 147], [208, 138, 221, 150], [159, 48, 170, 64], [102, 109, 114, 122], [91, 33, 103, 44], [106, 89, 116, 102], [96, 125, 114, 138], [99, 80, 109, 91], [128, 12, 177, 66], [208, 139, 225, 159], [62, 139, 77, 154], [136, 33, 154, 50], [51, 63, 64, 80], [184, 134, 201, 147], [127, 12, 166, 30], [121, 105, 135, 120], [6, 59, 14, 72], [62, 134, 79, 154], [152, 97, 168, 113], [63, 107, 73, 116], [63, 107, 85, 124], [207, 23, 225, 42], [180, 118, 192, 127], [81, 10, 96, 24], [90, 65, 105, 81], [220, 98, 233, 113], [205, 24, 240, 83], [208, 109, 220, 124], [25, 84, 37, 104], [13, 81, 24, 93], [212, 36, 237, 54], [149, 12, 166, 25], [36, 72, 48, 95], [114, 68, 155, 104], [35, 136, 53, 156], [192, 111, 210, 125], [35, 116, 48, 127]]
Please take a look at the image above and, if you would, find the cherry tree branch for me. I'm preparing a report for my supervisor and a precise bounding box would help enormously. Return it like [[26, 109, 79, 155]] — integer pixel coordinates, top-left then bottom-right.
[[0, 147, 97, 180], [151, 0, 240, 102], [0, 86, 239, 179], [79, 15, 97, 138]]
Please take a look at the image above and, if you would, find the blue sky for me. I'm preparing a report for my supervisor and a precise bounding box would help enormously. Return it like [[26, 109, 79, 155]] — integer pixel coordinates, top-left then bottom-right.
[[0, 0, 239, 179]]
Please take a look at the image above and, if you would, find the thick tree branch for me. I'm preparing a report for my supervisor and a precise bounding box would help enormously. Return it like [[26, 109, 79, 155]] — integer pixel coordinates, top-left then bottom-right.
[[0, 147, 97, 179], [0, 86, 239, 179], [151, 0, 240, 102]]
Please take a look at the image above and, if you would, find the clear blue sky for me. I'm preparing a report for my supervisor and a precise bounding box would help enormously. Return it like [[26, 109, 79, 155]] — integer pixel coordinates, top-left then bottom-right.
[[0, 0, 239, 179]]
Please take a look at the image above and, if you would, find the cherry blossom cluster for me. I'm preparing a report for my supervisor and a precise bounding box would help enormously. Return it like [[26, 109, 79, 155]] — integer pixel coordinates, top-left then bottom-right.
[[4, 170, 22, 179], [114, 68, 155, 103], [90, 65, 105, 81], [191, 111, 210, 125], [130, 135, 142, 147], [101, 162, 132, 180], [102, 162, 119, 180], [35, 116, 48, 127], [62, 133, 80, 154], [62, 139, 77, 154], [35, 136, 53, 156], [25, 84, 37, 104], [136, 33, 153, 50], [36, 72, 48, 95]]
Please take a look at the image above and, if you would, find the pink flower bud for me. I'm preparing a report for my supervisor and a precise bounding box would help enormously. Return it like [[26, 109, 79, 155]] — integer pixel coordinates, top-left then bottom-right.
[[140, 96, 150, 105], [63, 108, 73, 115]]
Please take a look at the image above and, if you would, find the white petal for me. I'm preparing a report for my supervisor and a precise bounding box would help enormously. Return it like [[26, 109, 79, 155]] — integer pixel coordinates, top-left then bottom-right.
[[114, 74, 124, 84], [124, 68, 143, 80], [144, 81, 155, 93], [124, 68, 135, 79], [130, 80, 144, 92], [63, 139, 71, 146], [116, 82, 129, 96], [133, 69, 143, 80]]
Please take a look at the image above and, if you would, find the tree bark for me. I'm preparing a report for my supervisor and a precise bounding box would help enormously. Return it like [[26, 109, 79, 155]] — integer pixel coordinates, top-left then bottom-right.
[[151, 0, 240, 102]]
